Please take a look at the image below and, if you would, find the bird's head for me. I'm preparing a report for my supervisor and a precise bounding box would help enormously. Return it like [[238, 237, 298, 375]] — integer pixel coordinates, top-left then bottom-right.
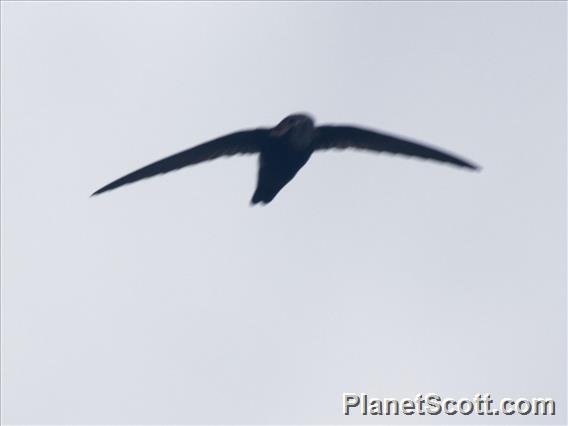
[[271, 113, 315, 137]]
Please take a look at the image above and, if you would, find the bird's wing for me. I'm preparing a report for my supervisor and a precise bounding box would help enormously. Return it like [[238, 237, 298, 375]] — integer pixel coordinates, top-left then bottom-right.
[[92, 128, 271, 196], [313, 125, 479, 170]]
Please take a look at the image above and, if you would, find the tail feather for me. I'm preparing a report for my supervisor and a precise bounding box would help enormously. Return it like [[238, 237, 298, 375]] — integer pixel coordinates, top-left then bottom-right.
[[251, 187, 277, 205]]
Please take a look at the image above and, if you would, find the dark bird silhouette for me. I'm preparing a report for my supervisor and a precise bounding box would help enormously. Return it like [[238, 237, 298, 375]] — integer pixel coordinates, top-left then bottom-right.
[[92, 113, 480, 204]]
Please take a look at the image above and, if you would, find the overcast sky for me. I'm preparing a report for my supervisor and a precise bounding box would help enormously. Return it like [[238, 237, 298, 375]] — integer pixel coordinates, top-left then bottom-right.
[[1, 1, 566, 424]]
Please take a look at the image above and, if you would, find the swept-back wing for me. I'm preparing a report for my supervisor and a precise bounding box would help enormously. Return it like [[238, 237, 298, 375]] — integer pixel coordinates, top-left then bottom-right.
[[314, 125, 479, 170], [92, 128, 270, 196]]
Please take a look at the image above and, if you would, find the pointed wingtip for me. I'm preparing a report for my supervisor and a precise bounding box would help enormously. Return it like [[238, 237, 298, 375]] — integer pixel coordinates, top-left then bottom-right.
[[458, 158, 481, 172], [90, 187, 107, 197], [469, 163, 482, 172]]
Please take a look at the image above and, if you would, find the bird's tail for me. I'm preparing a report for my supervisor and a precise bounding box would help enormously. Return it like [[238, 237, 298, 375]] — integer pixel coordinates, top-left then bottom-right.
[[250, 187, 276, 205]]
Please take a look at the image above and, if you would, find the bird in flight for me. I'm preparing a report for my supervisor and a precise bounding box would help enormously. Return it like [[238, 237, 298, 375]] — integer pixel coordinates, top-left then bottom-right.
[[92, 113, 479, 204]]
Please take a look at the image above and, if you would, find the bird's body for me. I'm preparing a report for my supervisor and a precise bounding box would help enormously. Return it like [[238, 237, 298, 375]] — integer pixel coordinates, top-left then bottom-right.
[[92, 113, 479, 204], [252, 115, 314, 204]]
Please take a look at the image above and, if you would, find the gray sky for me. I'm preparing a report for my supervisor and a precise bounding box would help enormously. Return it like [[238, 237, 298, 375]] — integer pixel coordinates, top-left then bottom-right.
[[1, 1, 566, 424]]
